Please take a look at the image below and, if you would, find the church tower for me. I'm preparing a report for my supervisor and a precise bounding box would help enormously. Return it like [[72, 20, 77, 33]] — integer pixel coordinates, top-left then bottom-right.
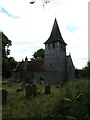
[[44, 18, 67, 84]]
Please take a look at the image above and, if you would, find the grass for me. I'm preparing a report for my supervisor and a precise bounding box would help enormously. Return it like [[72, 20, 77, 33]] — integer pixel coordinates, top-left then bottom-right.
[[2, 79, 89, 120]]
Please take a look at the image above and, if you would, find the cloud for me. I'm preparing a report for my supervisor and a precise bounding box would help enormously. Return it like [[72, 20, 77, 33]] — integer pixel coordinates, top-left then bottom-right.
[[74, 57, 88, 69], [79, 57, 88, 60], [66, 25, 79, 33], [13, 41, 35, 45], [0, 6, 20, 19]]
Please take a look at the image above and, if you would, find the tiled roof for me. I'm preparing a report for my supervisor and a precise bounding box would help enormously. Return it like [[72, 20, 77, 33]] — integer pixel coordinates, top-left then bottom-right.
[[44, 18, 67, 45], [15, 58, 44, 71]]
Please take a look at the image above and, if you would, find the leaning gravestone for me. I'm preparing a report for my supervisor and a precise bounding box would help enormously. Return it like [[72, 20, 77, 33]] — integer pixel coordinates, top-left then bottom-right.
[[2, 89, 8, 104], [45, 84, 51, 94]]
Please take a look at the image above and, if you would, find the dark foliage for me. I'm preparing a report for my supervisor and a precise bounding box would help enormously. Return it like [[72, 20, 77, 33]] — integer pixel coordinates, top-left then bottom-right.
[[75, 61, 90, 79], [33, 48, 44, 58], [2, 32, 17, 78]]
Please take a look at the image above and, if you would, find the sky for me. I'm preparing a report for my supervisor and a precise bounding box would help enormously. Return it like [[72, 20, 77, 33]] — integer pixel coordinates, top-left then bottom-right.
[[0, 0, 88, 69]]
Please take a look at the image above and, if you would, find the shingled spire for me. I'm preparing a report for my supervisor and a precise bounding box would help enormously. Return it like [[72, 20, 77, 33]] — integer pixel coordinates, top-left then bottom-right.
[[44, 18, 66, 45]]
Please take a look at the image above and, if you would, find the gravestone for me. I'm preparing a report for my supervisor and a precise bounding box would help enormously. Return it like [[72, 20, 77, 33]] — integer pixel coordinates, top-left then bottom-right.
[[41, 80, 44, 85], [20, 82, 26, 91], [2, 89, 8, 104], [8, 77, 13, 87], [32, 83, 37, 96], [26, 83, 37, 98], [56, 81, 59, 88], [45, 84, 51, 94], [26, 84, 31, 97], [16, 88, 22, 93], [76, 86, 81, 96], [16, 82, 26, 93]]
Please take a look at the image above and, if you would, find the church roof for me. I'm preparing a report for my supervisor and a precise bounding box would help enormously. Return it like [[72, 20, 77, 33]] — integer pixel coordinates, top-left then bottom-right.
[[44, 18, 67, 45], [14, 58, 44, 72], [28, 58, 44, 71], [66, 54, 74, 68]]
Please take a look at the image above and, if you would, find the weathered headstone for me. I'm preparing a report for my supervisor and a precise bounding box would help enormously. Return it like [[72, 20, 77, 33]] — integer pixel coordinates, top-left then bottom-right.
[[32, 83, 37, 96], [76, 86, 81, 96], [26, 83, 37, 98], [26, 84, 31, 97], [8, 77, 13, 87], [2, 89, 8, 104], [45, 84, 51, 94], [56, 81, 59, 88], [16, 88, 22, 93], [41, 80, 44, 85], [20, 82, 26, 91], [16, 82, 26, 93]]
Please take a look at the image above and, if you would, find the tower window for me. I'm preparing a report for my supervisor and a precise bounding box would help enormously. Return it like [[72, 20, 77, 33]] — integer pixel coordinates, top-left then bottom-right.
[[52, 43, 55, 49], [63, 45, 66, 52], [48, 44, 50, 50]]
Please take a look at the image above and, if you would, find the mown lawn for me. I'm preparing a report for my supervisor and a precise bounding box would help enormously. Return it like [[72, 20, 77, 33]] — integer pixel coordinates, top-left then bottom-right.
[[2, 79, 89, 120]]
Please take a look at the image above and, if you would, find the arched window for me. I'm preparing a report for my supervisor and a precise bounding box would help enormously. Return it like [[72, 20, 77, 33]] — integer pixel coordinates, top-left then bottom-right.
[[63, 45, 66, 52]]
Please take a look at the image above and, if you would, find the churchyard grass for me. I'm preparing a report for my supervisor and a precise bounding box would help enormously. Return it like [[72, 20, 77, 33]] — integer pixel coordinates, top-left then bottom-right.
[[2, 79, 89, 119]]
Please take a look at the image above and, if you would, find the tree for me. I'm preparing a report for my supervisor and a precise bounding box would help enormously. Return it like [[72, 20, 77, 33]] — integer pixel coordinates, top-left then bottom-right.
[[2, 32, 17, 79], [75, 61, 90, 79], [33, 48, 44, 58]]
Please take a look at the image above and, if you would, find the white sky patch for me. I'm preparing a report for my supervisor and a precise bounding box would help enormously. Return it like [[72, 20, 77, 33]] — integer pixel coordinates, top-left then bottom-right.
[[0, 0, 88, 69]]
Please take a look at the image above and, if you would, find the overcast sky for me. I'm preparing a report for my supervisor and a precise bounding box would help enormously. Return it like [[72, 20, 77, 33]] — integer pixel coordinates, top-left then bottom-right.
[[0, 0, 88, 69]]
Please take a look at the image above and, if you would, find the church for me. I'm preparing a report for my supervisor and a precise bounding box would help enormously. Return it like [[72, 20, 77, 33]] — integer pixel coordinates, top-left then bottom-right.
[[13, 18, 75, 84]]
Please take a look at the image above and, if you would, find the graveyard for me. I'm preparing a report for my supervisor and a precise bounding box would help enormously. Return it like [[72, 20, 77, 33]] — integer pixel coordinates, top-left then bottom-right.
[[2, 79, 89, 120]]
